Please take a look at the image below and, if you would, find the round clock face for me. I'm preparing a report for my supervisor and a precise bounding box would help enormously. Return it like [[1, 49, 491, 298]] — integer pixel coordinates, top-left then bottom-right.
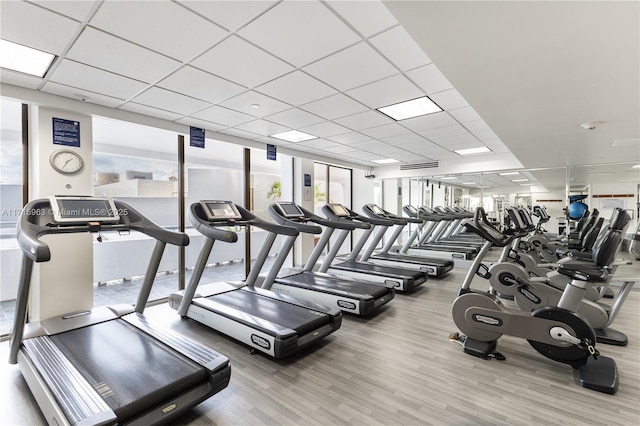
[[50, 149, 83, 174]]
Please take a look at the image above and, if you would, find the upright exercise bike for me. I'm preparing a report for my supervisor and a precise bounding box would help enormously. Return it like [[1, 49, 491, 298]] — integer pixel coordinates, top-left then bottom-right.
[[451, 207, 625, 394]]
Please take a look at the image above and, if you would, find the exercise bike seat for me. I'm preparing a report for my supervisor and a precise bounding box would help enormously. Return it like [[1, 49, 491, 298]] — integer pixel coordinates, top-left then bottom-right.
[[557, 263, 609, 283]]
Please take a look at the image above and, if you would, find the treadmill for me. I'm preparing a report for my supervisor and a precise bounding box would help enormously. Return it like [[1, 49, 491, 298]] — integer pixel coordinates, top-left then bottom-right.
[[10, 196, 231, 425], [319, 203, 427, 292], [360, 204, 454, 277], [399, 205, 477, 260], [265, 202, 395, 315], [169, 200, 342, 359]]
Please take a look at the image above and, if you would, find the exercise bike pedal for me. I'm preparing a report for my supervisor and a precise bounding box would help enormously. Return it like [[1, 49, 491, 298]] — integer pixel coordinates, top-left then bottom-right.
[[578, 355, 618, 394], [462, 337, 500, 360]]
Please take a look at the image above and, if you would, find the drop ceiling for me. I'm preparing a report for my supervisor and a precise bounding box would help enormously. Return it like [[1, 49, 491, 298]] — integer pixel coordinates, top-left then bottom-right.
[[0, 0, 638, 192]]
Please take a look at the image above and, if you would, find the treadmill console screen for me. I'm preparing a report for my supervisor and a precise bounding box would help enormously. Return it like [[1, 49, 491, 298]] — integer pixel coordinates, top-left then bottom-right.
[[406, 205, 418, 215], [328, 203, 350, 217], [276, 202, 305, 218], [368, 204, 385, 215], [50, 196, 120, 223], [200, 200, 242, 221]]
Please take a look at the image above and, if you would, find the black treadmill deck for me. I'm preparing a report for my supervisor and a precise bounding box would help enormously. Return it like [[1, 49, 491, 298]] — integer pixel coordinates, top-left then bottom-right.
[[330, 261, 427, 288], [276, 271, 392, 300], [371, 253, 454, 276], [49, 319, 208, 422]]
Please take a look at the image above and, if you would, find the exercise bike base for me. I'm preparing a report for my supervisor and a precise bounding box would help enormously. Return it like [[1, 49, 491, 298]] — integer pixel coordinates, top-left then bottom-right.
[[595, 327, 628, 346], [463, 337, 497, 359], [578, 356, 618, 394]]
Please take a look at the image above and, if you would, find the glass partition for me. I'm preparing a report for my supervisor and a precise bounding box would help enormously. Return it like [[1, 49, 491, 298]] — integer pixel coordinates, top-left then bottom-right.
[[0, 98, 23, 336]]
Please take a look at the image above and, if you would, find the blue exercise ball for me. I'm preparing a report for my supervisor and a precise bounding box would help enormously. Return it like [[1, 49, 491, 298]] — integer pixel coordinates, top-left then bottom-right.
[[568, 201, 588, 220]]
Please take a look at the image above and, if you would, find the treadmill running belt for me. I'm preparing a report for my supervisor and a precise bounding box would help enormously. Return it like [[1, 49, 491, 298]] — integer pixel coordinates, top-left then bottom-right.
[[277, 273, 390, 299], [331, 261, 424, 279], [209, 290, 330, 336], [51, 320, 208, 422]]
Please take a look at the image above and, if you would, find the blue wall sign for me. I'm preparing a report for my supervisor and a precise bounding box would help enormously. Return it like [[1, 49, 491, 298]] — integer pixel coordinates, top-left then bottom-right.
[[304, 174, 312, 187], [190, 126, 205, 148], [266, 144, 277, 160], [52, 118, 80, 147]]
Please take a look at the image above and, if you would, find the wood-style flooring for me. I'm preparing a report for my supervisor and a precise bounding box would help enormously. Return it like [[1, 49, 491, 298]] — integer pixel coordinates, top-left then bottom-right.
[[1, 256, 639, 425]]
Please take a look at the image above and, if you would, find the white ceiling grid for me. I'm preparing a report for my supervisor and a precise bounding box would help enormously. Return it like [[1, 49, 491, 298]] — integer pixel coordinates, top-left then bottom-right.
[[11, 0, 628, 188]]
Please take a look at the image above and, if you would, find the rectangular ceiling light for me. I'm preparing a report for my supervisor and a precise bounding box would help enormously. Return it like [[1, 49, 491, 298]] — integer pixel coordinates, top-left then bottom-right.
[[520, 183, 534, 186], [511, 179, 529, 182], [377, 96, 442, 121], [454, 147, 491, 156], [372, 158, 400, 164], [499, 172, 520, 176], [0, 39, 55, 77], [440, 176, 457, 180], [632, 164, 640, 169], [270, 130, 317, 142]]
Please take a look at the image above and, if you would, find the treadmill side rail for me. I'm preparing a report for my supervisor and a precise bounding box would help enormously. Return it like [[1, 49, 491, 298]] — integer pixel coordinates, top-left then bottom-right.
[[124, 313, 230, 372], [21, 337, 116, 425]]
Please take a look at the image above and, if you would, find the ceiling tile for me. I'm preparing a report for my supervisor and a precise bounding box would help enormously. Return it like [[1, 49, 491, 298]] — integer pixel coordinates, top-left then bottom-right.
[[234, 119, 290, 137], [350, 140, 390, 150], [130, 87, 210, 116], [255, 71, 337, 106], [328, 132, 372, 144], [191, 35, 293, 88], [238, 1, 360, 67], [41, 82, 124, 108], [419, 124, 469, 140], [334, 110, 393, 131], [360, 123, 412, 139], [304, 42, 397, 91], [448, 106, 483, 123], [406, 64, 454, 95], [299, 121, 351, 138], [381, 133, 428, 146], [265, 108, 325, 128], [295, 138, 340, 150], [370, 26, 431, 71], [430, 89, 470, 110], [325, 1, 397, 38], [400, 112, 457, 132], [219, 128, 262, 140], [158, 66, 245, 104], [118, 102, 184, 122], [432, 133, 479, 147], [178, 0, 277, 31], [90, 1, 228, 62], [368, 145, 401, 155], [322, 144, 360, 154], [49, 59, 148, 100], [299, 94, 368, 120], [463, 120, 491, 132], [175, 117, 227, 132], [474, 129, 501, 142], [0, 1, 81, 55], [32, 0, 96, 21], [219, 91, 290, 118], [400, 140, 447, 155], [346, 74, 423, 109], [0, 69, 42, 90], [446, 141, 488, 151], [191, 105, 255, 127], [67, 27, 180, 82]]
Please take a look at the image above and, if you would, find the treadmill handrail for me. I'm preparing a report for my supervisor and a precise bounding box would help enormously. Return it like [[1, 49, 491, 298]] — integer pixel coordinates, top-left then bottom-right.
[[362, 204, 411, 226], [189, 204, 239, 243], [267, 204, 322, 234], [17, 199, 189, 263], [322, 204, 391, 227]]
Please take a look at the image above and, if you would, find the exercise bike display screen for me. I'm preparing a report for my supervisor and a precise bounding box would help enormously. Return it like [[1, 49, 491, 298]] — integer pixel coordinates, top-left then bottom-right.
[[328, 203, 350, 217], [276, 203, 305, 218], [50, 196, 120, 223], [200, 200, 242, 221]]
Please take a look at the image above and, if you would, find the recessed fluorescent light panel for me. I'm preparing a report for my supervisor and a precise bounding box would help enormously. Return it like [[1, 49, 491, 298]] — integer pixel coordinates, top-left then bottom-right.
[[520, 183, 534, 186], [372, 158, 400, 164], [511, 179, 529, 182], [499, 172, 521, 176], [377, 96, 442, 121], [0, 39, 55, 77], [439, 176, 457, 180], [454, 147, 491, 156], [270, 130, 317, 143], [633, 164, 640, 169]]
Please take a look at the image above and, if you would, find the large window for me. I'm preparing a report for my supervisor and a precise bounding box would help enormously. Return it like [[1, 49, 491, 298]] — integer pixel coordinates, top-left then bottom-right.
[[92, 117, 180, 305], [0, 98, 23, 336], [314, 163, 352, 256]]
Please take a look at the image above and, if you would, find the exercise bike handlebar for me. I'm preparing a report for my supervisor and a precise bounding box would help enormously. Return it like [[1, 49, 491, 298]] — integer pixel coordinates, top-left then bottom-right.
[[464, 207, 518, 247]]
